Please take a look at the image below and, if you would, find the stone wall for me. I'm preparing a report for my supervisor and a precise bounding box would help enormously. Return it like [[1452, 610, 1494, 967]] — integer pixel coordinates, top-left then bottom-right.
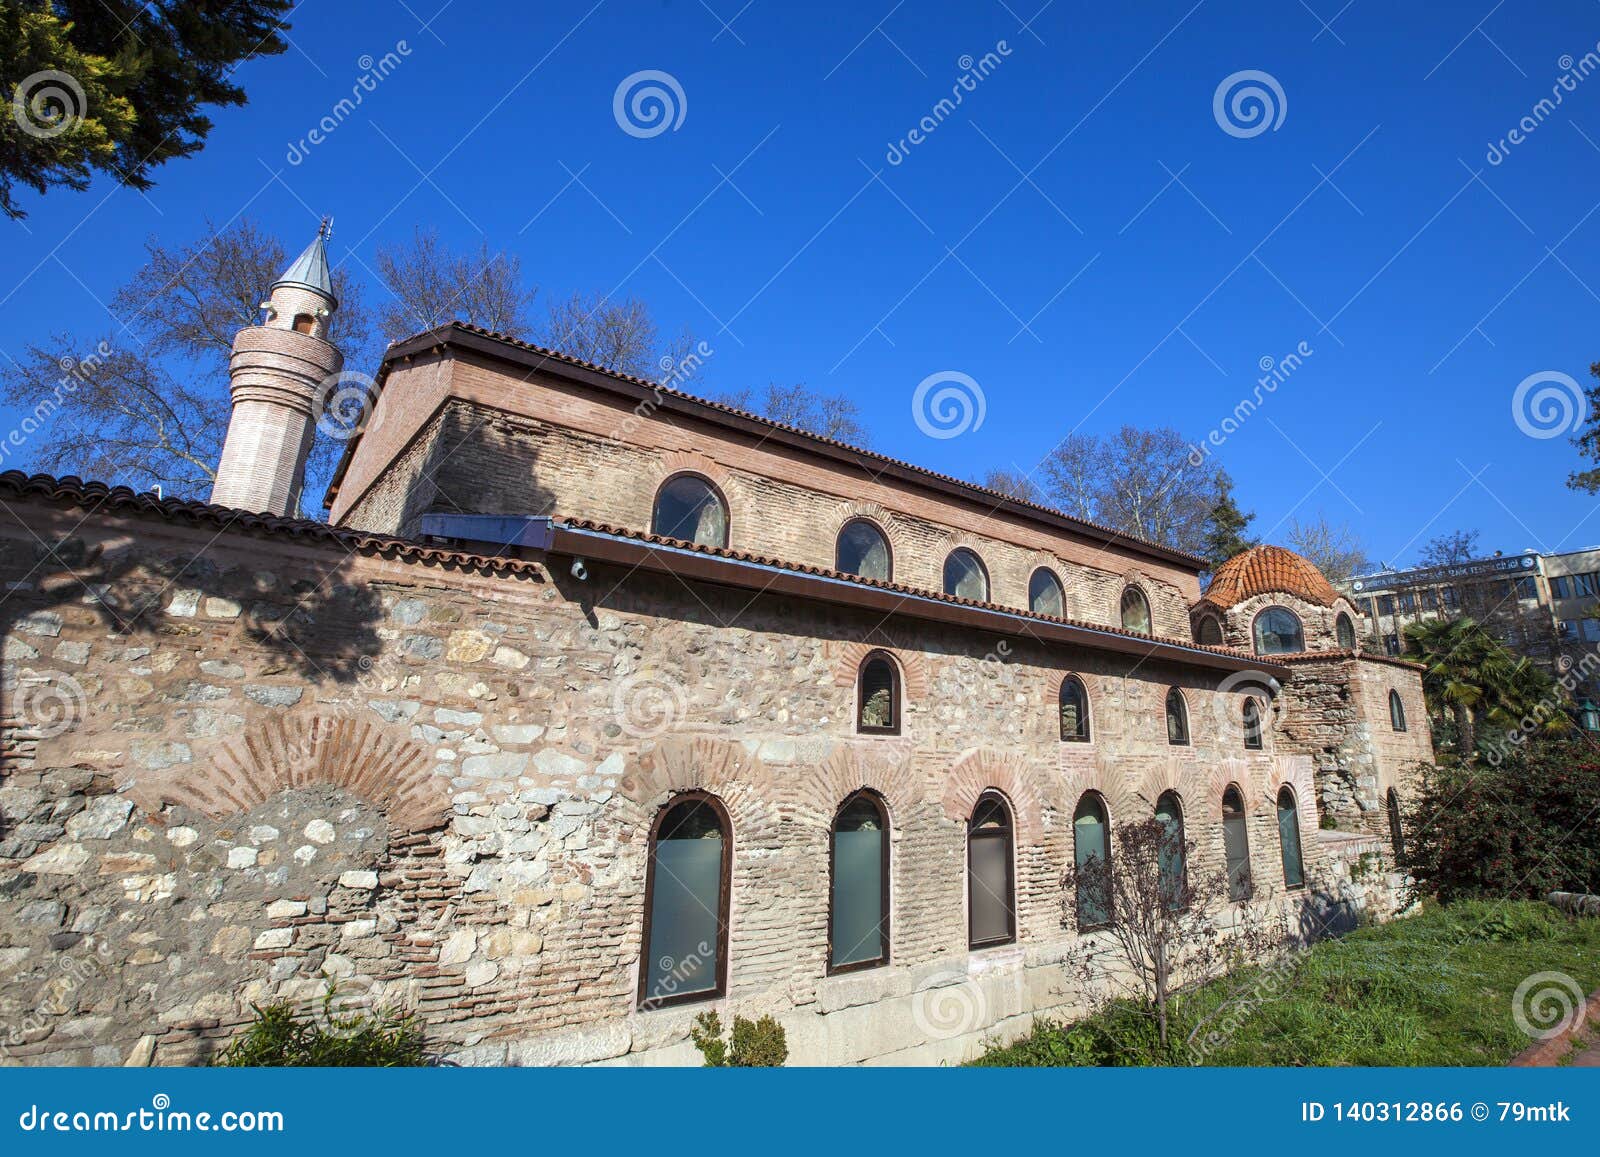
[[0, 492, 1408, 1067]]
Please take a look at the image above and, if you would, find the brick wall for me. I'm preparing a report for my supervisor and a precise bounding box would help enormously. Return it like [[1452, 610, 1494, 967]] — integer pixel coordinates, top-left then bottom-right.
[[332, 351, 1203, 637], [0, 495, 1410, 1066]]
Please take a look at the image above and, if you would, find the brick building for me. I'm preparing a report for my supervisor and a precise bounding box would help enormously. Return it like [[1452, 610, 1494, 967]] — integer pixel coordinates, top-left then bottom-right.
[[0, 230, 1433, 1066]]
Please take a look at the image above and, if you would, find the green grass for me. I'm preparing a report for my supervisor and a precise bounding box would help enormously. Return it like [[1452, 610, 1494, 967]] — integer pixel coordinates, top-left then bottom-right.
[[971, 901, 1600, 1067]]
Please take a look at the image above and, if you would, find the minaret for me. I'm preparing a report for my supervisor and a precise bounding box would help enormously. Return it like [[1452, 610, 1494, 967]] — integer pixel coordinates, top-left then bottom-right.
[[209, 221, 343, 516]]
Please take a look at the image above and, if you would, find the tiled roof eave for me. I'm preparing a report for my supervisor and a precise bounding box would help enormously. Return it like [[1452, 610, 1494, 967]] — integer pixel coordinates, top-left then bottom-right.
[[550, 518, 1276, 674]]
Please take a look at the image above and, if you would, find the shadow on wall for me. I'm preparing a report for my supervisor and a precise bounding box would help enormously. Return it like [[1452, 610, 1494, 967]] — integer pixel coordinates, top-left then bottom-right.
[[0, 490, 391, 784]]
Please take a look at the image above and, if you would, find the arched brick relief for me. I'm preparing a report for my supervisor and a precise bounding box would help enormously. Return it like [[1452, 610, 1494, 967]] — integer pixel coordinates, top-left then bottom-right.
[[123, 714, 449, 832], [615, 735, 775, 835], [1202, 756, 1259, 814], [788, 742, 923, 827], [831, 499, 906, 557], [943, 748, 1053, 841], [1136, 753, 1209, 814], [1058, 756, 1141, 826], [1024, 551, 1074, 618], [827, 641, 930, 703], [932, 531, 999, 595], [652, 450, 749, 541], [1263, 754, 1316, 815]]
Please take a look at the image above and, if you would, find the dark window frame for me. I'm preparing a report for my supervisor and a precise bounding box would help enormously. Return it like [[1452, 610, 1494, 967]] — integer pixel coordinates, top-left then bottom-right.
[[1335, 612, 1356, 650], [1165, 687, 1190, 746], [1196, 614, 1224, 646], [637, 790, 732, 1011], [1073, 790, 1114, 931], [1242, 695, 1264, 750], [650, 472, 731, 548], [856, 650, 902, 735], [827, 789, 891, 975], [1154, 790, 1188, 912], [1028, 566, 1067, 617], [1251, 605, 1306, 655], [1120, 585, 1152, 633], [1276, 785, 1305, 891], [835, 517, 893, 582], [967, 790, 1017, 949], [1386, 788, 1405, 865], [943, 547, 991, 603], [1221, 784, 1253, 903], [1059, 674, 1091, 742], [1389, 689, 1407, 732]]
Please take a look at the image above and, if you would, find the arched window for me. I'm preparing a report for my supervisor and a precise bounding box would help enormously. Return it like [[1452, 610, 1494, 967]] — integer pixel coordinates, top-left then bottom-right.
[[1196, 615, 1224, 645], [1277, 786, 1305, 890], [836, 519, 891, 581], [1389, 689, 1407, 731], [1242, 696, 1264, 750], [830, 792, 889, 972], [1120, 586, 1152, 633], [1252, 606, 1305, 654], [857, 651, 900, 734], [639, 793, 729, 1009], [292, 313, 316, 334], [1222, 785, 1252, 902], [1154, 791, 1186, 911], [1165, 687, 1190, 745], [1336, 612, 1357, 650], [1059, 675, 1090, 742], [651, 474, 729, 547], [943, 548, 989, 602], [1029, 568, 1065, 617], [967, 792, 1015, 948], [1386, 788, 1405, 864], [1073, 792, 1112, 929]]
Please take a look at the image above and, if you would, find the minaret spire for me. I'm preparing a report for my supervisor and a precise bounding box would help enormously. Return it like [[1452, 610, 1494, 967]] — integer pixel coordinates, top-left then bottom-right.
[[208, 221, 344, 515]]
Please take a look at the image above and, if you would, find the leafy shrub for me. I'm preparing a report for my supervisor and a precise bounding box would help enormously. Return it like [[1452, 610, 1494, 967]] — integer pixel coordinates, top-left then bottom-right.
[[689, 1010, 787, 1066], [1404, 742, 1600, 903], [215, 988, 428, 1067]]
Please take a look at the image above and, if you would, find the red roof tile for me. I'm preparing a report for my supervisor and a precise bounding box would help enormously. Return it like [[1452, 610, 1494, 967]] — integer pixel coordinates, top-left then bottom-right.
[[1201, 544, 1342, 609]]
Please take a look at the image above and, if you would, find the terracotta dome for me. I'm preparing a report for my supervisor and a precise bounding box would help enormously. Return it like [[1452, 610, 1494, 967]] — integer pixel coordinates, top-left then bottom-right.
[[1202, 544, 1340, 609]]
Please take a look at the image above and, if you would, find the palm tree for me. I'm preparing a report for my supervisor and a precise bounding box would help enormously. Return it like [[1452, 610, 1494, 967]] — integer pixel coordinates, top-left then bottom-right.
[[1403, 617, 1567, 757]]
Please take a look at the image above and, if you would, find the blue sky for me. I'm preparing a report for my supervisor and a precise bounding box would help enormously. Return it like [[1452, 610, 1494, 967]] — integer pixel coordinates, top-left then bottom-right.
[[4, 0, 1599, 566]]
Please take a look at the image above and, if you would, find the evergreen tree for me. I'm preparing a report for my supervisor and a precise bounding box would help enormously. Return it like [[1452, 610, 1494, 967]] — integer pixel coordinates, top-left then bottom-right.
[[1202, 474, 1257, 570], [1, 1, 293, 218]]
